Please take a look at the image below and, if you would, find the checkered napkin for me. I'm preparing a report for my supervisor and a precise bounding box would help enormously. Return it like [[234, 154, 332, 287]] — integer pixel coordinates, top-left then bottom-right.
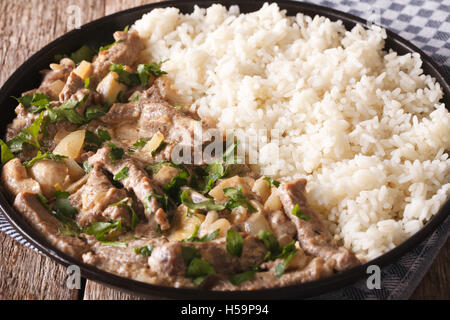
[[0, 0, 448, 300]]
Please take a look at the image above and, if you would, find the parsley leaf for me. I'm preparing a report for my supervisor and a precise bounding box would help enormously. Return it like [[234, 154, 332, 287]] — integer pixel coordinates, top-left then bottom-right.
[[229, 270, 255, 286], [180, 189, 226, 212], [22, 151, 67, 168], [226, 229, 244, 257], [201, 141, 239, 193], [109, 197, 139, 231], [113, 167, 129, 181], [85, 219, 122, 241], [274, 241, 298, 277], [185, 258, 216, 285], [85, 103, 109, 121], [21, 112, 45, 149], [292, 204, 310, 221], [134, 244, 153, 257], [99, 40, 121, 52], [107, 142, 124, 161], [162, 168, 189, 195], [258, 229, 282, 260], [129, 138, 150, 152], [181, 246, 201, 266], [223, 185, 256, 213], [263, 177, 280, 188], [182, 225, 219, 243], [137, 61, 167, 85], [109, 63, 140, 86], [0, 139, 14, 165], [47, 94, 88, 125], [84, 77, 90, 89], [53, 190, 81, 236], [145, 192, 170, 212], [36, 193, 50, 210], [13, 93, 51, 113], [69, 45, 96, 64], [145, 160, 175, 175], [84, 129, 111, 150]]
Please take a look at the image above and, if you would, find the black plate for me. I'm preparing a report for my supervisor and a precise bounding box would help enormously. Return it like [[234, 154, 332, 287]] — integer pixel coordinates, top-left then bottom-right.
[[0, 0, 449, 299]]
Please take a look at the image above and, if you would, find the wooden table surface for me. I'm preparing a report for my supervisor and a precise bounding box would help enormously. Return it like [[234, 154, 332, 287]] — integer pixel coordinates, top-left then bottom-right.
[[0, 0, 448, 300]]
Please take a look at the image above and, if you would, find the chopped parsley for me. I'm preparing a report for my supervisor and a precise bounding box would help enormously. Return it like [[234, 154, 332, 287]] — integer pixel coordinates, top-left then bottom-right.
[[182, 225, 219, 243], [145, 192, 170, 212], [0, 139, 14, 165], [180, 189, 226, 212], [223, 185, 256, 213], [107, 142, 124, 161], [109, 197, 139, 231], [46, 94, 88, 125], [113, 167, 129, 181], [109, 61, 168, 87], [137, 61, 168, 85], [54, 44, 96, 64], [274, 241, 298, 278], [162, 168, 189, 196], [181, 246, 216, 286], [185, 258, 216, 286], [84, 103, 110, 121], [85, 219, 122, 241], [134, 244, 153, 257], [12, 92, 50, 114], [263, 177, 280, 188], [228, 270, 256, 286], [292, 204, 310, 221], [258, 229, 282, 260], [129, 138, 150, 152], [99, 39, 121, 53], [226, 229, 244, 257], [22, 151, 67, 168], [53, 191, 81, 236], [257, 230, 299, 277], [84, 129, 111, 150]]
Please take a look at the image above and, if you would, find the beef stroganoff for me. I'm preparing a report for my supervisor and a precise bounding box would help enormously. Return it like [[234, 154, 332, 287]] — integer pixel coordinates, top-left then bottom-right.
[[0, 3, 448, 290]]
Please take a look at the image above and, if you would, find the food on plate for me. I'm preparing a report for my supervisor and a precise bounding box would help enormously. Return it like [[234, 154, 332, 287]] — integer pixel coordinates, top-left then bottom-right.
[[0, 3, 448, 290]]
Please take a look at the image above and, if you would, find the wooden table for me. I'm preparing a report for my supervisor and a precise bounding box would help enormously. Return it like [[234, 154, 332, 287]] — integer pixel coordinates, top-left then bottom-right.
[[0, 0, 448, 300]]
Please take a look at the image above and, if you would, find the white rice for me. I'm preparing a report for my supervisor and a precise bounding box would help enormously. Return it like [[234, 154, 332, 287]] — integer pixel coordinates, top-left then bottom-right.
[[133, 3, 450, 260]]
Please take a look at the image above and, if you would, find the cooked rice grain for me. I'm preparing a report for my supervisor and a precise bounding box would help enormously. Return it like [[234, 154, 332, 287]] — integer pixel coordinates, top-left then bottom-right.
[[133, 3, 450, 259]]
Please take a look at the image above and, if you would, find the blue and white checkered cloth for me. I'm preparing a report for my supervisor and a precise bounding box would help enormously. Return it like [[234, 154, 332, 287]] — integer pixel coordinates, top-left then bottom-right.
[[1, 0, 449, 299]]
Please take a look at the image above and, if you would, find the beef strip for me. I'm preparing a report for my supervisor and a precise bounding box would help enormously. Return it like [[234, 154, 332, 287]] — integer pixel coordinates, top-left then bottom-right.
[[278, 179, 360, 271], [69, 166, 130, 227], [91, 30, 144, 85], [267, 209, 297, 243], [82, 237, 166, 285], [88, 147, 170, 233], [59, 71, 85, 102], [214, 257, 334, 290], [14, 191, 87, 259], [37, 58, 76, 100], [148, 236, 267, 277], [100, 83, 215, 163]]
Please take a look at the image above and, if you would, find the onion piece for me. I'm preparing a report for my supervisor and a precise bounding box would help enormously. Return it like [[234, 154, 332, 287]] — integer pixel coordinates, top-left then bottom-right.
[[53, 129, 86, 160]]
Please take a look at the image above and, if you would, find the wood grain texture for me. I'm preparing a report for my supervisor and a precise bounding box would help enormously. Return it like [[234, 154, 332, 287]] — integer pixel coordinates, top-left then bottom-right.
[[83, 281, 147, 300], [0, 0, 448, 300], [0, 232, 79, 300]]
